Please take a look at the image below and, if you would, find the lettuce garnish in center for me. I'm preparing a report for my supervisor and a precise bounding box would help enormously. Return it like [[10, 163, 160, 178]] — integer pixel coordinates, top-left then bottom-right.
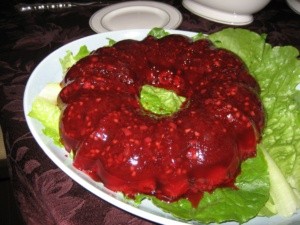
[[140, 85, 186, 115]]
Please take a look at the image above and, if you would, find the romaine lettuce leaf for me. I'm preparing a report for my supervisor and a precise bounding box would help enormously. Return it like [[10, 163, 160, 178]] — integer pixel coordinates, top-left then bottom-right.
[[261, 147, 299, 217], [59, 45, 90, 73], [140, 85, 186, 115], [29, 44, 90, 146], [151, 150, 269, 224], [148, 27, 170, 39], [255, 45, 300, 216], [29, 95, 62, 146], [208, 28, 267, 73], [207, 28, 300, 217]]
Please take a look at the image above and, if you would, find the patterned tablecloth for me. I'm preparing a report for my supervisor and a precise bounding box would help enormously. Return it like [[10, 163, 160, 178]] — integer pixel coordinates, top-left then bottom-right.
[[0, 0, 299, 224]]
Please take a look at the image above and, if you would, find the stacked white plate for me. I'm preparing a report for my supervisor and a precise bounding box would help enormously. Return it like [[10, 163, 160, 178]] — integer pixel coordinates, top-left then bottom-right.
[[89, 1, 182, 33]]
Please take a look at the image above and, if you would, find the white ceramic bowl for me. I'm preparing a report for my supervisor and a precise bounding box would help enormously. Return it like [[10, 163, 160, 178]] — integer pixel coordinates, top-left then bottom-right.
[[182, 0, 271, 25], [287, 0, 300, 14]]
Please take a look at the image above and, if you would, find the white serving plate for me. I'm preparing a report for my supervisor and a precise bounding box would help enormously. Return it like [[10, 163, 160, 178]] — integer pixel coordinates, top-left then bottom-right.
[[23, 29, 300, 225]]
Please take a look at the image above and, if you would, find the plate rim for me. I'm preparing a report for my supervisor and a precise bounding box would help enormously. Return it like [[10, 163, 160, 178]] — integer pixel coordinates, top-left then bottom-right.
[[89, 1, 182, 33]]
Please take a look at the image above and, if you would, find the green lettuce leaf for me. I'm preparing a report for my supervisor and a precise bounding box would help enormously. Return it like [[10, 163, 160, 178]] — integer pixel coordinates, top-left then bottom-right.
[[207, 28, 300, 217], [255, 46, 300, 216], [148, 27, 170, 39], [106, 38, 117, 46], [208, 28, 267, 73], [140, 85, 186, 115], [59, 45, 90, 73], [29, 95, 62, 146], [192, 32, 205, 42], [261, 147, 299, 217], [29, 44, 90, 146], [151, 150, 269, 224]]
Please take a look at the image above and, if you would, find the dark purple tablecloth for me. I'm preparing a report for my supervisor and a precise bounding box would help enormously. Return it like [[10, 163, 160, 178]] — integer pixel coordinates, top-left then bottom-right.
[[0, 0, 299, 224]]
